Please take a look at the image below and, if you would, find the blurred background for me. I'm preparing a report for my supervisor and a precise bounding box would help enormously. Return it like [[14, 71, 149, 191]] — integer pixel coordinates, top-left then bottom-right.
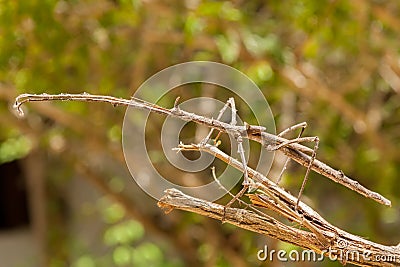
[[0, 1, 400, 266]]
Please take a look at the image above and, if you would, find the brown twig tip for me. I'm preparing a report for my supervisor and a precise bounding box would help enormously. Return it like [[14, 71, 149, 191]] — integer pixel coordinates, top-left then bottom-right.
[[13, 94, 29, 116], [13, 93, 55, 117]]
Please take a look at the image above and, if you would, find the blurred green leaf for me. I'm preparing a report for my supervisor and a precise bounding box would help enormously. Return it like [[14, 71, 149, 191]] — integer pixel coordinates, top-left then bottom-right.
[[103, 220, 144, 245], [107, 124, 122, 143], [246, 61, 274, 85], [215, 31, 240, 63], [131, 242, 164, 266], [219, 2, 242, 21], [108, 176, 125, 193], [184, 13, 205, 38], [113, 245, 131, 266], [73, 255, 95, 267], [99, 199, 126, 224], [0, 135, 32, 164]]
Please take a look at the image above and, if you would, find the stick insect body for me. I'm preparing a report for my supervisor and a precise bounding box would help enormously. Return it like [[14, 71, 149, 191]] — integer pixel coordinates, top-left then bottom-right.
[[13, 93, 391, 207]]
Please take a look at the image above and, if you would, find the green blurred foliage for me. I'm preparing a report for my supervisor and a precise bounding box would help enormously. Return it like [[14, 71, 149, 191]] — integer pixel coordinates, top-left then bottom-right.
[[0, 135, 32, 164], [1, 1, 400, 267]]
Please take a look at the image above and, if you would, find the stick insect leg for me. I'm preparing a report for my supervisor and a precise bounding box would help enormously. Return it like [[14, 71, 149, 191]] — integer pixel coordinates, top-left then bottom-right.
[[277, 122, 307, 138], [224, 134, 250, 206], [224, 98, 253, 212], [211, 167, 271, 219], [197, 97, 249, 217], [276, 122, 308, 184], [201, 97, 234, 145], [267, 136, 317, 151], [267, 133, 320, 210], [227, 97, 249, 186], [296, 136, 319, 209]]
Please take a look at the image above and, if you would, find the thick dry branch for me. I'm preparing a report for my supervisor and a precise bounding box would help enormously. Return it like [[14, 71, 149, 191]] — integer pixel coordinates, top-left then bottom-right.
[[159, 189, 319, 250], [159, 189, 400, 267], [14, 93, 391, 206]]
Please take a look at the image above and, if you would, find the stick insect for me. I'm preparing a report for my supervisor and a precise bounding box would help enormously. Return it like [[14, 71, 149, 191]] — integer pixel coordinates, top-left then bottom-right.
[[195, 97, 318, 209], [13, 93, 391, 208]]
